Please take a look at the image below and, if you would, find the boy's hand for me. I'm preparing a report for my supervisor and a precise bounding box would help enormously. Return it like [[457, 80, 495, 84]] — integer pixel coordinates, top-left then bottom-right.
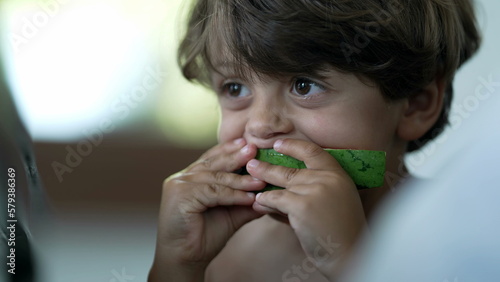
[[149, 139, 265, 281], [246, 139, 367, 280]]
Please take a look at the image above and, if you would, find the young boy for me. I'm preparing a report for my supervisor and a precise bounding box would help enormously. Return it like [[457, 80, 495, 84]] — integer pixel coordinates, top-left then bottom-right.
[[149, 0, 480, 281]]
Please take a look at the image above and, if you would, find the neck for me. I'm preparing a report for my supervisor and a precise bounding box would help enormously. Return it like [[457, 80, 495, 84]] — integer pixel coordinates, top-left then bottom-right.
[[358, 161, 410, 220]]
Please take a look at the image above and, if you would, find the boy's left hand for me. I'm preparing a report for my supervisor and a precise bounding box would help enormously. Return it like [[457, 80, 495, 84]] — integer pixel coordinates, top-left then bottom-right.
[[246, 139, 367, 279]]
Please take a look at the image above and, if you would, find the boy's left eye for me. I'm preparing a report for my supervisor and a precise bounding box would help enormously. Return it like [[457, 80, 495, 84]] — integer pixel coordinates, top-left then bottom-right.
[[292, 78, 325, 96]]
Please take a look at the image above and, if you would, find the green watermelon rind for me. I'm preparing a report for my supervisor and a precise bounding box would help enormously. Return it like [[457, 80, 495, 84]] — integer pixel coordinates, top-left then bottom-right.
[[255, 149, 386, 191]]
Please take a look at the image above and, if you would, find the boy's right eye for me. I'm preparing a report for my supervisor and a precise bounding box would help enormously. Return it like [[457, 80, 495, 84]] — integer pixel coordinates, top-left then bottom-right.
[[221, 82, 251, 98]]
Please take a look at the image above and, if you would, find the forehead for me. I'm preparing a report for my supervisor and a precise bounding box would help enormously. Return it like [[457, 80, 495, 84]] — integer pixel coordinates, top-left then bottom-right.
[[206, 42, 338, 87], [206, 37, 278, 84], [202, 3, 333, 81], [201, 0, 373, 86]]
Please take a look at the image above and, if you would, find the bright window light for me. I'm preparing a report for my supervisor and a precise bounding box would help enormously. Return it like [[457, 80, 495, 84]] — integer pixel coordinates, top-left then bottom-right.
[[3, 1, 150, 141]]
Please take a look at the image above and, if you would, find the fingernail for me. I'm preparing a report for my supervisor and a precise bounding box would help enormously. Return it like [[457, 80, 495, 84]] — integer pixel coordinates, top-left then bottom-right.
[[252, 177, 261, 181], [247, 192, 255, 198], [255, 192, 262, 200], [247, 159, 259, 168], [274, 139, 283, 150], [234, 138, 245, 145], [240, 145, 250, 154]]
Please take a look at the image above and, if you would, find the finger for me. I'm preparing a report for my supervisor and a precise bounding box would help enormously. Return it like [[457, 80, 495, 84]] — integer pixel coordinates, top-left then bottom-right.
[[253, 190, 302, 216], [178, 171, 266, 191], [198, 138, 246, 160], [168, 180, 257, 214], [273, 139, 344, 171], [247, 158, 333, 191], [252, 199, 286, 216], [246, 158, 302, 189], [189, 142, 258, 173], [193, 184, 257, 209]]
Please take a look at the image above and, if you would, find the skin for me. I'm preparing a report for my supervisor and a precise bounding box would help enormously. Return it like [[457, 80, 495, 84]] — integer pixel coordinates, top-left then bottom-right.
[[149, 64, 440, 281]]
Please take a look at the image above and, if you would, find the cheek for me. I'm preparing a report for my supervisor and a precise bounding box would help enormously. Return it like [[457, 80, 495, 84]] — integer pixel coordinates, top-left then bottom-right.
[[300, 107, 398, 151], [303, 115, 366, 149], [217, 112, 245, 143]]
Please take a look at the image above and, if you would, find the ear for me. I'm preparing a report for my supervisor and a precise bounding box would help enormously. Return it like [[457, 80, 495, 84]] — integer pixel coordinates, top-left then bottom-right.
[[397, 77, 446, 142]]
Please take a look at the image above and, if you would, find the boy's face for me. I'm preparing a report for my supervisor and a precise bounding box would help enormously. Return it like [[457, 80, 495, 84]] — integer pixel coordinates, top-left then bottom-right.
[[211, 66, 407, 156]]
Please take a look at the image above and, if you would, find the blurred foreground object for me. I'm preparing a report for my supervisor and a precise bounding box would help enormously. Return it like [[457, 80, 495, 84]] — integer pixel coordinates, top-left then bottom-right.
[[1, 38, 44, 282], [341, 93, 500, 281]]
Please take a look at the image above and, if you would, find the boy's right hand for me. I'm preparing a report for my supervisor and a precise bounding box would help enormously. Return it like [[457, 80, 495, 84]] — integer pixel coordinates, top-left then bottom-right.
[[149, 138, 265, 281]]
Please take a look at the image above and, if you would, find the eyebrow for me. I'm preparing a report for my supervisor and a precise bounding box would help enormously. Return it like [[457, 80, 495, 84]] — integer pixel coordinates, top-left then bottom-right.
[[211, 59, 342, 85]]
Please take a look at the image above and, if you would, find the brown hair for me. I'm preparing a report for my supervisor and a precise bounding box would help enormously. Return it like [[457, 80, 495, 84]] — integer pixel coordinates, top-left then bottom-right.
[[178, 0, 481, 151]]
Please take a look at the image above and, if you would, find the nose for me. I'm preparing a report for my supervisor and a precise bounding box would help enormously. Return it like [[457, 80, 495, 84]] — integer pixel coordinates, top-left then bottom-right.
[[245, 97, 293, 147]]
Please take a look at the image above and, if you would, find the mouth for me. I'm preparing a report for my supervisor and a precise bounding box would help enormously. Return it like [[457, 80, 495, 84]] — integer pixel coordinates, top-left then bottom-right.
[[241, 148, 386, 192]]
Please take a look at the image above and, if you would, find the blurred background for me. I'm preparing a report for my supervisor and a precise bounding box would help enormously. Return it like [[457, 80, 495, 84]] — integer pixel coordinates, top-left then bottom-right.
[[0, 0, 499, 281]]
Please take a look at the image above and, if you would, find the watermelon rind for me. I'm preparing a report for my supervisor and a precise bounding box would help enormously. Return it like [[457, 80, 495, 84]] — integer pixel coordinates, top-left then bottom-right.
[[254, 149, 386, 191]]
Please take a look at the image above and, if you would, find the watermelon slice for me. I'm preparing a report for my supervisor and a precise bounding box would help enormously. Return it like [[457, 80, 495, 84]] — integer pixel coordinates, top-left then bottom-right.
[[249, 149, 386, 191]]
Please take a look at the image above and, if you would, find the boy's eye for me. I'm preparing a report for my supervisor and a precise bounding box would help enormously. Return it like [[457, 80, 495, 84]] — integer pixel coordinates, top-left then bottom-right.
[[292, 78, 325, 96], [222, 82, 250, 98]]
